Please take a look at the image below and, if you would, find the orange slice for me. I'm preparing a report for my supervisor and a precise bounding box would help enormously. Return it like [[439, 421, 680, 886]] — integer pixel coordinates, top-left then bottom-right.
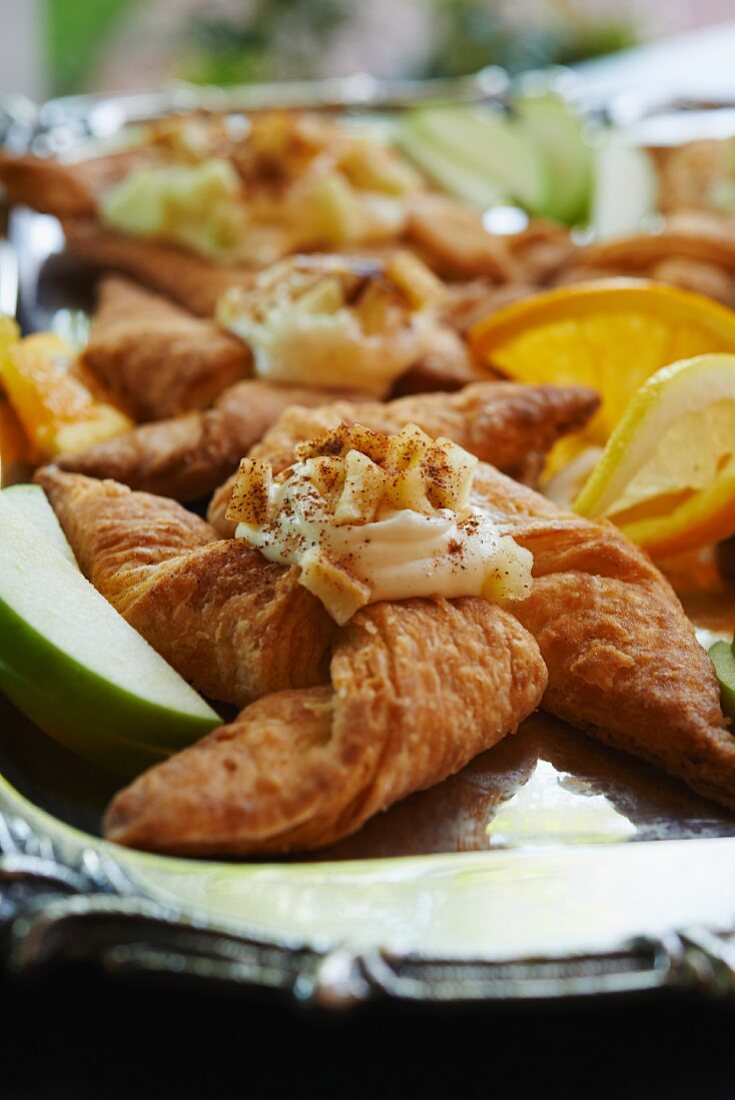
[[0, 318, 133, 460], [469, 280, 735, 473], [0, 393, 37, 486]]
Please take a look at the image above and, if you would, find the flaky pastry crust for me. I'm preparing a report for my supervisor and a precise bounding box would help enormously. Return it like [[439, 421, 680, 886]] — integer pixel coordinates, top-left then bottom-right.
[[55, 379, 349, 501], [104, 599, 546, 855], [36, 455, 735, 855], [85, 277, 251, 420]]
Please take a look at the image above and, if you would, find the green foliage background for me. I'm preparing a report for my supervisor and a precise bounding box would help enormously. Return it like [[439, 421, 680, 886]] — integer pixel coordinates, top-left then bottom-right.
[[47, 0, 131, 95], [45, 0, 638, 96]]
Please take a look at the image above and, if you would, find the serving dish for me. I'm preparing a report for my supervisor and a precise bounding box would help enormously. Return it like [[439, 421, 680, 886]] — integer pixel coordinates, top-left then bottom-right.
[[4, 83, 735, 1007]]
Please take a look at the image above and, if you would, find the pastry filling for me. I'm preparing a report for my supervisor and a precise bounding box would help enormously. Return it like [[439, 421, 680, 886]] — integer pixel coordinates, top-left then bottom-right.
[[227, 423, 534, 623], [101, 158, 248, 261], [217, 253, 443, 395], [99, 112, 422, 267]]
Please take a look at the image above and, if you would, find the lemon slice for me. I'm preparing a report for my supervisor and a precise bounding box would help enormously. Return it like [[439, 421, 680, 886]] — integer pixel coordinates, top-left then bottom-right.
[[573, 354, 735, 557], [469, 281, 735, 474]]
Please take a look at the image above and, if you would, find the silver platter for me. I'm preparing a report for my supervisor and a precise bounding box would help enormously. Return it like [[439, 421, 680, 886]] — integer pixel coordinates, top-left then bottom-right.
[[3, 83, 735, 1007]]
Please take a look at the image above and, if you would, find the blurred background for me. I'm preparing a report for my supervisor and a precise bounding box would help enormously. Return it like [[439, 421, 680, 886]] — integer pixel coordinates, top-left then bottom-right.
[[2, 0, 734, 103]]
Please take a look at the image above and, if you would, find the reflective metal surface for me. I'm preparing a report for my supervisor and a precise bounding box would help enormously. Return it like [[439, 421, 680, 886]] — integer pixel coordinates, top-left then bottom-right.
[[21, 68, 510, 161]]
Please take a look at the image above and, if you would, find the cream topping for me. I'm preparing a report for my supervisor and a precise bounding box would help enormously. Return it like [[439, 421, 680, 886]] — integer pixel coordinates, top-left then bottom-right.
[[217, 253, 443, 396], [227, 424, 533, 624]]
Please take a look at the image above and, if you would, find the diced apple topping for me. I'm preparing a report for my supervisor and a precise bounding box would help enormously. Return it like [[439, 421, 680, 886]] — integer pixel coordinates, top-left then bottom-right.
[[338, 137, 422, 197], [101, 158, 249, 261], [105, 112, 424, 265], [217, 253, 444, 396], [292, 422, 478, 518], [228, 423, 533, 624]]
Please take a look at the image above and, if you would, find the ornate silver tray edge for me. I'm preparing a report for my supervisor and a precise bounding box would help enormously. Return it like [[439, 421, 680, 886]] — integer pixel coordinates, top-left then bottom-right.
[[3, 774, 735, 1008]]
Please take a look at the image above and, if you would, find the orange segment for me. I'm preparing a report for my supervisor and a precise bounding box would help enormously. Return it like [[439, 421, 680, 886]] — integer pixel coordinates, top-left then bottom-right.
[[0, 394, 37, 486], [469, 279, 735, 472], [0, 321, 133, 460]]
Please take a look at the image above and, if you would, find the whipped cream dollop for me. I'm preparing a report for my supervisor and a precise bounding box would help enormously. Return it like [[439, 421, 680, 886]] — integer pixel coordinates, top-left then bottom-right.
[[217, 253, 443, 397], [227, 423, 533, 624]]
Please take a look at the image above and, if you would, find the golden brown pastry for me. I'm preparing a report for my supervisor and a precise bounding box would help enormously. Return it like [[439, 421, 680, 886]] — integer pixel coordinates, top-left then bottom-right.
[[207, 381, 600, 535], [576, 212, 735, 276], [253, 381, 598, 476], [392, 324, 495, 395], [104, 599, 547, 855], [85, 276, 251, 420], [647, 257, 735, 307], [86, 254, 491, 410], [471, 464, 735, 810], [55, 380, 597, 505], [63, 218, 253, 316], [439, 280, 537, 335], [0, 149, 145, 219], [54, 379, 350, 501], [655, 139, 735, 217], [39, 450, 735, 836], [406, 193, 519, 282], [35, 468, 336, 707], [505, 219, 579, 284]]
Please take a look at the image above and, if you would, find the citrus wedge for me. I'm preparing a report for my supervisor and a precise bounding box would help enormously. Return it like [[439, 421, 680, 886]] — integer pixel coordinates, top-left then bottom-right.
[[0, 393, 36, 481], [0, 320, 133, 460], [469, 280, 735, 473], [573, 354, 735, 557]]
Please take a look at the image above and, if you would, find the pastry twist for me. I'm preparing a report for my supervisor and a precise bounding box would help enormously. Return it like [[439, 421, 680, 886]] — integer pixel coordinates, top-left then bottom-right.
[[36, 469, 335, 706], [37, 454, 735, 852], [104, 597, 547, 855], [56, 380, 598, 505]]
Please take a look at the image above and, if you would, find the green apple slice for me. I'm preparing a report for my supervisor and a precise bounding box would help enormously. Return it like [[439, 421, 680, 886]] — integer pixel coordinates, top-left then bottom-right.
[[0, 494, 221, 775], [3, 483, 77, 565], [589, 135, 657, 240], [401, 107, 551, 215], [709, 641, 735, 719], [396, 125, 508, 209], [514, 92, 593, 225]]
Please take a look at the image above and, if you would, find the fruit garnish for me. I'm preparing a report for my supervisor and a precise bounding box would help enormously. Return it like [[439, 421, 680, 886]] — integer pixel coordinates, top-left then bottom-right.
[[588, 135, 657, 241], [397, 94, 594, 225], [0, 322, 133, 459], [0, 490, 221, 775], [513, 91, 593, 226], [101, 158, 248, 260], [0, 392, 37, 479], [709, 640, 735, 721], [469, 281, 735, 474], [399, 106, 550, 216], [3, 483, 77, 564], [573, 354, 735, 557]]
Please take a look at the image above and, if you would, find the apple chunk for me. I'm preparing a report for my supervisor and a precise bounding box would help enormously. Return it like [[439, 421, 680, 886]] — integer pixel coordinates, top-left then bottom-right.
[[0, 493, 221, 775], [3, 483, 77, 565]]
